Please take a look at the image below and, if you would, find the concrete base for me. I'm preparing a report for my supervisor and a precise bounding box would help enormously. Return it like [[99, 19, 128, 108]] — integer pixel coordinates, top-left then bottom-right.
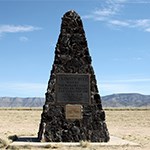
[[8, 136, 140, 149]]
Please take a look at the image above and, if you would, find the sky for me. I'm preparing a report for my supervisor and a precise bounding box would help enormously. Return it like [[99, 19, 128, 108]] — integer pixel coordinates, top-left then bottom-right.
[[0, 0, 150, 97]]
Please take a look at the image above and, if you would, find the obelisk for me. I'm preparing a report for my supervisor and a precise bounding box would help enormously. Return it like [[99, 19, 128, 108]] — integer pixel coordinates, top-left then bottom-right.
[[38, 10, 109, 142]]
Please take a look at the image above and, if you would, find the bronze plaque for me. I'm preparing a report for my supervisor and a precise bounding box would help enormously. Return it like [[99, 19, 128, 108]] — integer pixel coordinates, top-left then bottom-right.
[[65, 104, 82, 119], [56, 74, 90, 104]]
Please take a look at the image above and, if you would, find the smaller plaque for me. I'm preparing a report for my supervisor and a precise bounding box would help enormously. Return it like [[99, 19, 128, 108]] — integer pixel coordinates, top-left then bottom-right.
[[65, 104, 82, 120]]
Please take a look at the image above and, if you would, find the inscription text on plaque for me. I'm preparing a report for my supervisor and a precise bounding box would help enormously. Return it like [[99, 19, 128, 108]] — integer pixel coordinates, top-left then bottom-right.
[[56, 74, 90, 104]]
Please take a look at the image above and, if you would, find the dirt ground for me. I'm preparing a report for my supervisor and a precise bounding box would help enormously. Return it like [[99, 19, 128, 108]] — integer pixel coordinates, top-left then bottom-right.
[[0, 108, 149, 150]]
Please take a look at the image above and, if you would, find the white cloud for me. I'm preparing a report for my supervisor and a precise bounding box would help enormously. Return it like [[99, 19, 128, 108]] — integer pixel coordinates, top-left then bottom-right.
[[99, 82, 150, 96], [145, 28, 150, 32], [0, 33, 2, 39], [99, 83, 131, 95], [134, 19, 150, 32], [83, 0, 150, 32], [135, 19, 150, 27], [0, 82, 46, 97], [0, 24, 41, 35], [112, 56, 143, 62], [101, 78, 150, 83], [19, 36, 29, 42], [82, 0, 126, 21], [127, 0, 150, 4], [93, 6, 117, 17], [109, 19, 150, 32], [133, 57, 142, 61], [109, 20, 129, 27], [99, 78, 150, 96]]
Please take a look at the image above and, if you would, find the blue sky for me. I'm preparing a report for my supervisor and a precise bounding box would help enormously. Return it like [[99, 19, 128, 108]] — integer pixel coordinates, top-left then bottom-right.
[[0, 0, 150, 97]]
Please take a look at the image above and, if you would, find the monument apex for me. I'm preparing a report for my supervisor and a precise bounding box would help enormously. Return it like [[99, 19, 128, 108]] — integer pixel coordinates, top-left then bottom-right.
[[38, 10, 109, 142]]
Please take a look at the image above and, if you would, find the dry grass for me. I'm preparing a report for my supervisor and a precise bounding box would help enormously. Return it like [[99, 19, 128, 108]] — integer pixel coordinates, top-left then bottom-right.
[[0, 108, 149, 150], [80, 140, 90, 148], [0, 138, 8, 148]]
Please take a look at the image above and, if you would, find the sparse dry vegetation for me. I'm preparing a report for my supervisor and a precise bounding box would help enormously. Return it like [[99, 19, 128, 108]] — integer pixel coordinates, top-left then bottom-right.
[[80, 140, 90, 148], [0, 108, 149, 150], [0, 138, 8, 148]]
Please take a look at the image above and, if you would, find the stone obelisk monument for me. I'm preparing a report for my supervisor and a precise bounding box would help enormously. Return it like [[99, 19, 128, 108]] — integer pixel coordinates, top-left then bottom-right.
[[38, 10, 109, 142]]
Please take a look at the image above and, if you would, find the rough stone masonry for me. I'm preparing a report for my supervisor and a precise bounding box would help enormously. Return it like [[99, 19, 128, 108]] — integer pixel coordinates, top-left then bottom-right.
[[38, 10, 110, 142]]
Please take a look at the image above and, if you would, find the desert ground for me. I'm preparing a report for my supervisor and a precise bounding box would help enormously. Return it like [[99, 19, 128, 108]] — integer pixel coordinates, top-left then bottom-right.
[[0, 108, 149, 150]]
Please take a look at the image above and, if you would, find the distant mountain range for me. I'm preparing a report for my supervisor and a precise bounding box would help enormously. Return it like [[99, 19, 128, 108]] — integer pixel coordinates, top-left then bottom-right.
[[0, 97, 44, 107], [101, 93, 150, 107], [0, 93, 150, 107]]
